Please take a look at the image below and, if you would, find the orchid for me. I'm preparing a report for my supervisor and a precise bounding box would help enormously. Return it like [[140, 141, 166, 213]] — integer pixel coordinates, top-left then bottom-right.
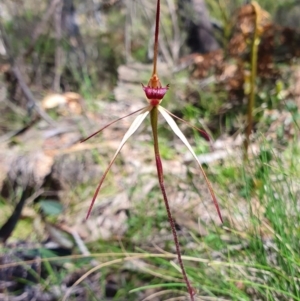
[[82, 0, 223, 299]]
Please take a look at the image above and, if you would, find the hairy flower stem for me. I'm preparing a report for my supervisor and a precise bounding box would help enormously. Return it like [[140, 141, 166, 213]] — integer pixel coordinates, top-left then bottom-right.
[[150, 107, 195, 301]]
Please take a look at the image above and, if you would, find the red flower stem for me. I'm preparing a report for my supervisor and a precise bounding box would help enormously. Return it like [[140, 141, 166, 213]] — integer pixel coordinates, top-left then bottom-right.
[[150, 106, 195, 301], [152, 0, 160, 76]]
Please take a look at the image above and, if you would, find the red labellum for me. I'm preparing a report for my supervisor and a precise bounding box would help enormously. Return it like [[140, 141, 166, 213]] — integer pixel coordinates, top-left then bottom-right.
[[142, 84, 169, 102]]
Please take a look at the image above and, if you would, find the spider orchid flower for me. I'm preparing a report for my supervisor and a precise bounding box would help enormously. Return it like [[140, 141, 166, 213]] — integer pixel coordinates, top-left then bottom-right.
[[82, 0, 222, 299]]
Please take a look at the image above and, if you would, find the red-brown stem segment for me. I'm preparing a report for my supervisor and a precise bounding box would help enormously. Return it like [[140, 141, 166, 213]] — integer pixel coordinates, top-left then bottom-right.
[[150, 106, 195, 301], [152, 0, 160, 76]]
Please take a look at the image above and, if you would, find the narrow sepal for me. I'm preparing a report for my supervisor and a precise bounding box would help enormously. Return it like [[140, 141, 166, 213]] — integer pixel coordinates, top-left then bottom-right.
[[161, 107, 210, 142], [81, 107, 145, 143], [86, 106, 151, 219], [158, 106, 223, 223]]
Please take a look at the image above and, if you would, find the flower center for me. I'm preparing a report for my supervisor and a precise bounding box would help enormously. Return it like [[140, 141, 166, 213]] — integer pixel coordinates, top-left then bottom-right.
[[142, 74, 169, 106]]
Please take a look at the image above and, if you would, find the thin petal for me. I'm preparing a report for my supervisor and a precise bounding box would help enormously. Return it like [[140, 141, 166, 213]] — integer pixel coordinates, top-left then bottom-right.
[[158, 106, 223, 223], [81, 107, 146, 143], [161, 107, 210, 141], [86, 106, 151, 219]]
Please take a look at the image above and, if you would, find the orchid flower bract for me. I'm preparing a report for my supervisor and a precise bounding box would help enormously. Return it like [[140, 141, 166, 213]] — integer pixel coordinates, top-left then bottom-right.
[[82, 1, 223, 300]]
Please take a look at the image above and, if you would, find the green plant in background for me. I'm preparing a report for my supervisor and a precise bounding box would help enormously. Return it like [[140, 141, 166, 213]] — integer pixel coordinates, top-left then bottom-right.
[[81, 0, 223, 299], [244, 2, 263, 158]]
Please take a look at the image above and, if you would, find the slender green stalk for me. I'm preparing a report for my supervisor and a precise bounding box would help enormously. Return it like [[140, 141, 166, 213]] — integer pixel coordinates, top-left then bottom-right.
[[150, 107, 195, 301], [244, 2, 260, 158]]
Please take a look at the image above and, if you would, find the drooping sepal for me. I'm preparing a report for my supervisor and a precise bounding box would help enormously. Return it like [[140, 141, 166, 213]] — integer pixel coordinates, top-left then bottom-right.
[[158, 105, 223, 223]]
